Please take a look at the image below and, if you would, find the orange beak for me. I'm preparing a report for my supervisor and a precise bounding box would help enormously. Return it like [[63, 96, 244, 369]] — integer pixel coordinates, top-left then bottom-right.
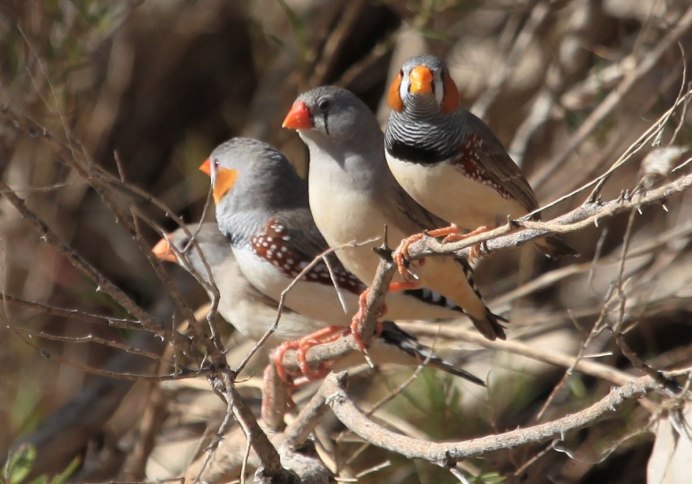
[[211, 166, 238, 204], [199, 159, 211, 176], [409, 66, 434, 94], [282, 101, 313, 129], [152, 236, 177, 263]]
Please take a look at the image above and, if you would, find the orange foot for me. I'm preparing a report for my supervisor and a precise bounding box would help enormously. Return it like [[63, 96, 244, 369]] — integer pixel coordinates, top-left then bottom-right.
[[438, 225, 491, 262], [393, 225, 470, 279], [272, 325, 349, 383], [350, 288, 385, 353], [397, 224, 492, 266], [349, 281, 420, 352], [393, 232, 424, 280]]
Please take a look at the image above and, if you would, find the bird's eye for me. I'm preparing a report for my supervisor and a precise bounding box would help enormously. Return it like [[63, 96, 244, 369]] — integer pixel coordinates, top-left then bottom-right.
[[317, 98, 332, 112], [177, 237, 191, 253], [213, 158, 220, 168]]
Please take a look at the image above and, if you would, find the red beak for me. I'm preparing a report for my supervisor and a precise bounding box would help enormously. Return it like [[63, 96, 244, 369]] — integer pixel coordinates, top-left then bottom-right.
[[199, 159, 211, 176], [282, 101, 313, 129], [152, 236, 177, 263], [409, 66, 434, 94]]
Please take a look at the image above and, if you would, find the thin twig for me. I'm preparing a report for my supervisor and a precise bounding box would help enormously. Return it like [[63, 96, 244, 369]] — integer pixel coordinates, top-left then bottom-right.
[[397, 324, 634, 388], [533, 5, 692, 188], [13, 327, 167, 363], [1, 294, 142, 330], [0, 181, 169, 337]]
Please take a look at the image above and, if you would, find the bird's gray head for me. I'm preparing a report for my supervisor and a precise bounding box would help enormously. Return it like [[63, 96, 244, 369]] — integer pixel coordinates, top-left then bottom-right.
[[283, 86, 381, 145], [201, 137, 307, 214], [168, 223, 230, 271], [152, 223, 231, 288], [387, 54, 460, 117]]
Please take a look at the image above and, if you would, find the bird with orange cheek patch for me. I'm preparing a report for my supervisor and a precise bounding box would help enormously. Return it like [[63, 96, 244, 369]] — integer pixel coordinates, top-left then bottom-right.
[[384, 55, 577, 261], [197, 137, 490, 379], [152, 223, 485, 386]]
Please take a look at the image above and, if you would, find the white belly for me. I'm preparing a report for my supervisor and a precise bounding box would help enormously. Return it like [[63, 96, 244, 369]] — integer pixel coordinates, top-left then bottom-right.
[[386, 154, 525, 229], [310, 186, 396, 281], [233, 246, 357, 326], [212, 260, 328, 341], [223, 297, 329, 341], [309, 182, 464, 321], [306, 154, 484, 322]]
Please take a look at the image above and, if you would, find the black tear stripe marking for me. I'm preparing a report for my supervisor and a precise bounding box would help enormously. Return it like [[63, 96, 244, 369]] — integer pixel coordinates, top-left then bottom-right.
[[251, 218, 365, 295], [323, 113, 330, 136]]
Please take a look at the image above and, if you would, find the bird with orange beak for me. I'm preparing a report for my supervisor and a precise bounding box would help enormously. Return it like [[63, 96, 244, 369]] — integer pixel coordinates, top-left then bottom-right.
[[282, 86, 506, 342], [197, 137, 485, 378], [152, 222, 484, 385], [384, 55, 576, 259]]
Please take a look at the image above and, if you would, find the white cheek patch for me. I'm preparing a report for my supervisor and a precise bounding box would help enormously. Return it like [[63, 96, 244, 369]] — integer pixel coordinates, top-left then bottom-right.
[[210, 162, 218, 182], [400, 73, 410, 99], [434, 74, 444, 105]]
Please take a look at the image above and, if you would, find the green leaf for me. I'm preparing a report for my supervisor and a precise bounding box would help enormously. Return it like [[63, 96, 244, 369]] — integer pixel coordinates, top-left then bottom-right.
[[4, 444, 37, 484]]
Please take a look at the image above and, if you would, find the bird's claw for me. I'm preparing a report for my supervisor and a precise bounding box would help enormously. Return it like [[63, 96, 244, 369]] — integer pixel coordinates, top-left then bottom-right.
[[393, 232, 424, 281], [350, 288, 386, 361], [272, 326, 348, 383]]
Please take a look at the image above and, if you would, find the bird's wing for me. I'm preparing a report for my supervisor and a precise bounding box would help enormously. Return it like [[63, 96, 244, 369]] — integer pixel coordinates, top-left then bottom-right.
[[456, 111, 539, 213], [390, 180, 449, 231], [272, 210, 366, 294]]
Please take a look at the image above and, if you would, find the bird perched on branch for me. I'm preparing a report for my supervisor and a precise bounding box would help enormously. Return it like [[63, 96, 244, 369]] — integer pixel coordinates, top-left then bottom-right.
[[153, 223, 484, 385], [384, 54, 577, 259], [198, 138, 361, 378], [152, 223, 328, 343], [198, 138, 480, 374], [199, 138, 361, 327], [283, 86, 506, 341]]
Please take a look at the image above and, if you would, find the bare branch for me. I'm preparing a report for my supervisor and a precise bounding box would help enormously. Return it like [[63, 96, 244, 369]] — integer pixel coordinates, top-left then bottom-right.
[[1, 294, 142, 331], [404, 173, 692, 261], [399, 324, 633, 387], [323, 373, 662, 467]]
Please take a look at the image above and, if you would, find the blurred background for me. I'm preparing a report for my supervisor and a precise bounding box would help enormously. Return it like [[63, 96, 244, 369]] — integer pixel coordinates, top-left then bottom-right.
[[1, 0, 691, 482]]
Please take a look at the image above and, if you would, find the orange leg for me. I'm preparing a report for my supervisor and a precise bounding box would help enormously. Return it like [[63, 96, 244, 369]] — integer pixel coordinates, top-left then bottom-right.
[[349, 281, 419, 352], [439, 225, 490, 263], [272, 325, 349, 383], [408, 223, 490, 244], [296, 327, 346, 378], [393, 225, 466, 280], [439, 225, 490, 243], [397, 224, 492, 267], [393, 232, 425, 280], [350, 289, 375, 353], [388, 280, 421, 292], [428, 224, 463, 239]]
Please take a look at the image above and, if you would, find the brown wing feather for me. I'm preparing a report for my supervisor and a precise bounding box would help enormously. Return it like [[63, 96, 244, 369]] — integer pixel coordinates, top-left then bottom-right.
[[458, 111, 539, 214], [253, 214, 366, 295], [391, 181, 449, 231]]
